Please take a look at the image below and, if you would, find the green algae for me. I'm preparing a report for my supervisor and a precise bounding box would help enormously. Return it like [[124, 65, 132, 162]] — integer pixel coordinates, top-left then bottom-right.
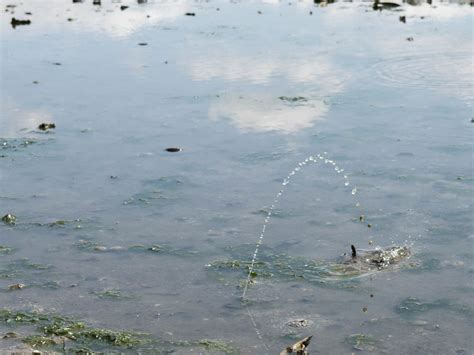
[[395, 297, 474, 319], [0, 309, 237, 352], [207, 245, 362, 288], [0, 309, 145, 350], [91, 289, 133, 300]]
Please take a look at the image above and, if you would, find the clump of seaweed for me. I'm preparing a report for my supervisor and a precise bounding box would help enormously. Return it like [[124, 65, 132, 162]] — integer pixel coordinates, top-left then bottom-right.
[[0, 309, 144, 350], [0, 309, 238, 352]]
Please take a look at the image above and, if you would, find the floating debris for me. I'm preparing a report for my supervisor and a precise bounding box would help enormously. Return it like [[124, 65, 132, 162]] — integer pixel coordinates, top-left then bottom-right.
[[2, 214, 17, 225], [165, 147, 182, 153], [373, 0, 401, 10], [38, 123, 56, 131], [11, 17, 31, 28], [280, 335, 312, 355], [286, 319, 310, 328], [8, 283, 25, 291], [278, 96, 307, 102]]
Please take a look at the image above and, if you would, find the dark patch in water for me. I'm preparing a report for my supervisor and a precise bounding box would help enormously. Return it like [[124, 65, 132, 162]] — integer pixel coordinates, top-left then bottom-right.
[[10, 17, 31, 28], [165, 147, 182, 152]]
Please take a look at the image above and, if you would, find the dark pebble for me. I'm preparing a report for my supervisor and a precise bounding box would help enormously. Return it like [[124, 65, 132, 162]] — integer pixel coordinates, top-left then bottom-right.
[[38, 123, 56, 131], [165, 148, 182, 153]]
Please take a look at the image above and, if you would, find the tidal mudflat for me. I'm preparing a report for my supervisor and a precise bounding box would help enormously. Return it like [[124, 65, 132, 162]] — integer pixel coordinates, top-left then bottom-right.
[[1, 0, 473, 353]]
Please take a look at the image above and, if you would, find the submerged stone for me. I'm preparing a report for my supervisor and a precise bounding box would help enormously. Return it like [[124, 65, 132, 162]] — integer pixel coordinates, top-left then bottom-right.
[[345, 333, 379, 352]]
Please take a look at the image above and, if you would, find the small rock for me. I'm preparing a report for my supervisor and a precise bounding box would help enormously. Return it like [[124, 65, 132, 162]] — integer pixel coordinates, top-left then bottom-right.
[[38, 123, 56, 131], [406, 36, 414, 41], [67, 17, 74, 21], [2, 214, 16, 225], [363, 307, 368, 312], [8, 283, 25, 290], [93, 0, 101, 5], [120, 5, 129, 10], [138, 42, 148, 46], [399, 15, 406, 23], [165, 147, 182, 153], [33, 81, 39, 84], [185, 12, 195, 16]]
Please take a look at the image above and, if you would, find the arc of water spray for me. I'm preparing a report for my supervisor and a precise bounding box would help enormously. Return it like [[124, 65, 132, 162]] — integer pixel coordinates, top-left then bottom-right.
[[242, 152, 357, 300]]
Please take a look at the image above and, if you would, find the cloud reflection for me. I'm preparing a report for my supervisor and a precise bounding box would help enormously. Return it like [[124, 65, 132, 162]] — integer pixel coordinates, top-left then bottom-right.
[[4, 0, 189, 38], [187, 54, 349, 133], [209, 94, 328, 134]]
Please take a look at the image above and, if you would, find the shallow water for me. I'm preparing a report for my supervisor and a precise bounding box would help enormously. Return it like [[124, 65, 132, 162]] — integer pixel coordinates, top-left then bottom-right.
[[1, 0, 473, 353]]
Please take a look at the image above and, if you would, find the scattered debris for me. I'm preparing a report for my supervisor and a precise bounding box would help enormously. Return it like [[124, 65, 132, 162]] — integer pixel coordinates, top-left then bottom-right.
[[38, 123, 56, 131], [279, 96, 307, 102], [11, 17, 31, 28], [185, 12, 196, 16], [281, 336, 312, 355], [2, 214, 17, 225], [286, 319, 310, 328], [165, 147, 182, 153]]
